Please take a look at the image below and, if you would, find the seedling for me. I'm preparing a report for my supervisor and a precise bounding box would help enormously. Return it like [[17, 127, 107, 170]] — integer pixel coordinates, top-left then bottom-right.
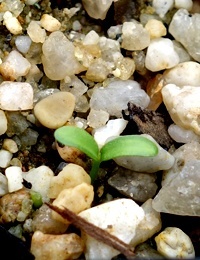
[[54, 126, 158, 182]]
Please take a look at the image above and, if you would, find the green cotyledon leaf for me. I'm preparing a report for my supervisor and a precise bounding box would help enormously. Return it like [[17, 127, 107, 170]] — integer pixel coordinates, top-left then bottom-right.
[[54, 126, 100, 162], [100, 135, 158, 162]]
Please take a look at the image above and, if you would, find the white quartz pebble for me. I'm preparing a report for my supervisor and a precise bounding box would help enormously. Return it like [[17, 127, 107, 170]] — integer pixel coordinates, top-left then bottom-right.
[[3, 11, 22, 35], [23, 166, 54, 202], [0, 149, 12, 168], [155, 227, 195, 258], [93, 119, 128, 149], [0, 110, 7, 135], [90, 80, 150, 118], [168, 124, 200, 143], [0, 50, 31, 80], [121, 21, 150, 51], [40, 14, 61, 32], [152, 0, 174, 18], [15, 36, 32, 54], [79, 198, 145, 260], [0, 172, 8, 196], [163, 61, 200, 87], [27, 21, 46, 43], [83, 30, 100, 45], [174, 0, 193, 11], [162, 84, 200, 135], [114, 134, 175, 173], [5, 166, 23, 193], [87, 109, 109, 128], [0, 81, 33, 111], [145, 38, 179, 72]]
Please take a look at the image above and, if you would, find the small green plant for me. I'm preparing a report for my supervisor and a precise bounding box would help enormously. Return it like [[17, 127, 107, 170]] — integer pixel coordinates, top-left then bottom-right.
[[54, 126, 158, 182]]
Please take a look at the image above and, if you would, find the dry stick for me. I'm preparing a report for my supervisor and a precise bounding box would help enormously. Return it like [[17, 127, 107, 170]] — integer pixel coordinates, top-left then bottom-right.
[[46, 203, 135, 259]]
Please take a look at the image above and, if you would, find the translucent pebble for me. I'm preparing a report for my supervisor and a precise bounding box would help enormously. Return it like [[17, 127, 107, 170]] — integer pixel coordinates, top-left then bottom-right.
[[42, 31, 84, 80], [145, 38, 179, 72], [0, 110, 7, 135], [172, 41, 191, 63], [87, 109, 109, 128], [27, 21, 46, 43], [3, 139, 18, 153], [169, 9, 200, 62], [40, 14, 61, 32], [86, 58, 110, 82], [121, 21, 150, 51], [0, 149, 13, 168], [82, 0, 113, 19], [83, 30, 99, 45], [168, 124, 200, 143], [90, 80, 150, 118], [107, 25, 122, 39], [15, 36, 32, 54]]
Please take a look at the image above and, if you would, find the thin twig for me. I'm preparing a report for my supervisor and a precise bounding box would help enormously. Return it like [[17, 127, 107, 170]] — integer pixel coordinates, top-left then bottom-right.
[[46, 203, 135, 259]]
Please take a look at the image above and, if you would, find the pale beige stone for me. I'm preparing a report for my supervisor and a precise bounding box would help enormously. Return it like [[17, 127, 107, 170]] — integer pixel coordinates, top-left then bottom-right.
[[34, 92, 75, 129], [3, 11, 22, 35], [3, 139, 18, 153], [40, 14, 61, 32], [52, 183, 94, 224], [48, 163, 91, 199], [0, 110, 7, 135], [27, 20, 46, 43], [31, 231, 84, 260], [145, 19, 166, 39]]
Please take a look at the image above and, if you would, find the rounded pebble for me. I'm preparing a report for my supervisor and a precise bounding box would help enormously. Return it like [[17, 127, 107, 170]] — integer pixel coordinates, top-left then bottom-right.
[[40, 14, 61, 32], [0, 110, 7, 135], [34, 92, 75, 129]]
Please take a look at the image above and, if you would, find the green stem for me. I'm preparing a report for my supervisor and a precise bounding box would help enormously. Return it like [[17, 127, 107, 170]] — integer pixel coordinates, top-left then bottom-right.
[[90, 159, 101, 183]]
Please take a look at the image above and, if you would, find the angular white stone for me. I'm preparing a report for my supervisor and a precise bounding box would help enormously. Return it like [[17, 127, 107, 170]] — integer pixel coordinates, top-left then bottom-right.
[[0, 110, 7, 135], [23, 166, 54, 202], [40, 14, 61, 32], [169, 9, 200, 62], [162, 84, 200, 135], [145, 19, 166, 39], [5, 166, 23, 193], [155, 227, 195, 258], [121, 21, 150, 51], [42, 31, 84, 80], [0, 81, 33, 111], [79, 198, 145, 260], [0, 50, 31, 80], [83, 30, 100, 45], [87, 109, 109, 129], [114, 134, 175, 173], [93, 119, 128, 149], [0, 149, 12, 168], [163, 61, 200, 87], [27, 20, 46, 43], [152, 141, 200, 216], [152, 0, 174, 18], [90, 80, 150, 118], [145, 38, 179, 72]]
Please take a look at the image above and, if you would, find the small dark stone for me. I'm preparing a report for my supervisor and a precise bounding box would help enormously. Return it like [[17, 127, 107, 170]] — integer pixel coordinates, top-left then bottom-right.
[[122, 102, 174, 150], [22, 179, 32, 189]]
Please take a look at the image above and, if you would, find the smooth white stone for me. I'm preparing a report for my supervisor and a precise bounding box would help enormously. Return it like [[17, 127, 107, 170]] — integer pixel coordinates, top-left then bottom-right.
[[0, 81, 33, 111], [145, 38, 179, 72], [93, 119, 128, 149], [114, 134, 175, 173], [174, 0, 193, 11], [27, 20, 46, 43], [40, 14, 61, 32], [5, 166, 23, 193], [0, 149, 12, 168], [23, 166, 54, 202], [168, 124, 200, 143], [79, 198, 145, 260], [3, 11, 22, 35], [15, 36, 32, 54], [83, 30, 100, 45]]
